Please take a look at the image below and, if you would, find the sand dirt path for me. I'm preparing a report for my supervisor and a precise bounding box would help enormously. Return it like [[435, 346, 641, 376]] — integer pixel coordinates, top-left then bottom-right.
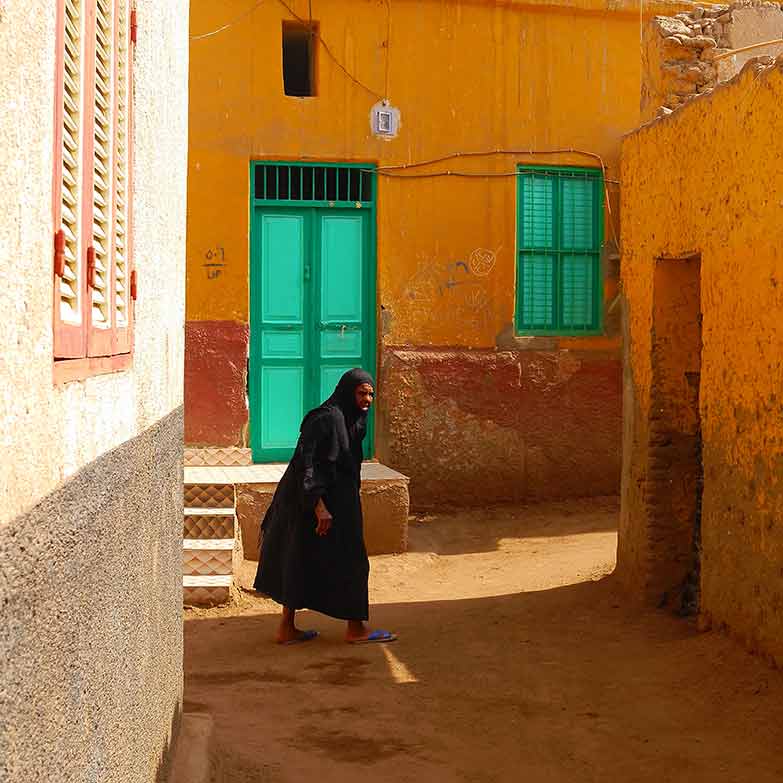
[[184, 497, 783, 782]]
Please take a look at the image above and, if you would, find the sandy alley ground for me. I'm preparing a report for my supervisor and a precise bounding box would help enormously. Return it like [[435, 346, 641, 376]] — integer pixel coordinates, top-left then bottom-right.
[[184, 497, 783, 783]]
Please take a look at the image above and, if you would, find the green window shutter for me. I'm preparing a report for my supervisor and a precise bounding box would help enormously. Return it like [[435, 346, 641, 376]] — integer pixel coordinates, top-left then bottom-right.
[[520, 254, 556, 330], [561, 254, 596, 330], [521, 174, 555, 250], [516, 167, 603, 335], [561, 177, 595, 251]]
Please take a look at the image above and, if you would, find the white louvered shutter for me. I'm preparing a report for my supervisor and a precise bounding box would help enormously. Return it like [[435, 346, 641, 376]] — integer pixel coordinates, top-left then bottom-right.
[[91, 0, 113, 330], [114, 0, 129, 329], [60, 0, 83, 324]]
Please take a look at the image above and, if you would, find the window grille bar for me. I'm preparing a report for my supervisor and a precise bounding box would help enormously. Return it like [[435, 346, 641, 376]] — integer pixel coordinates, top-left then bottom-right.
[[253, 164, 376, 204]]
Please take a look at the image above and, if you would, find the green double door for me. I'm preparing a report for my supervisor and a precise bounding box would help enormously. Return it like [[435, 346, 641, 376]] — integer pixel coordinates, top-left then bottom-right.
[[250, 206, 375, 462]]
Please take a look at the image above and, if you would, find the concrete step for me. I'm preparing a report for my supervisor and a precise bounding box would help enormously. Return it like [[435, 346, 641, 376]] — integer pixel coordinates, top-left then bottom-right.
[[183, 482, 237, 606], [181, 462, 410, 608], [183, 539, 234, 577], [183, 482, 235, 509], [183, 575, 232, 607], [184, 508, 236, 540], [184, 446, 252, 467]]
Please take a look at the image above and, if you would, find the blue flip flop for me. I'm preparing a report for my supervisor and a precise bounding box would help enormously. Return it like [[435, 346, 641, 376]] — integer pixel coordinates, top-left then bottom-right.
[[350, 630, 397, 644], [278, 629, 319, 646]]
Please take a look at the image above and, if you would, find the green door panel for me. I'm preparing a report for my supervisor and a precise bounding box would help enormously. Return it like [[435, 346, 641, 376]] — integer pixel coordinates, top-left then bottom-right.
[[317, 212, 365, 401], [250, 210, 309, 461], [320, 330, 362, 358], [319, 214, 363, 324], [261, 331, 304, 358], [261, 366, 304, 449], [250, 177, 376, 463], [261, 214, 305, 323]]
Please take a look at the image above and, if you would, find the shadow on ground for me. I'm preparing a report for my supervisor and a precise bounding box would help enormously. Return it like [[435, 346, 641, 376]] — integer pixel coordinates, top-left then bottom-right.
[[184, 499, 783, 783], [406, 496, 619, 556]]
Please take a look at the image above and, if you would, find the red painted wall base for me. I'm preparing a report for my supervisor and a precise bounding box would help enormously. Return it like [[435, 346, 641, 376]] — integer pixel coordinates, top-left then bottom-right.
[[184, 320, 249, 446]]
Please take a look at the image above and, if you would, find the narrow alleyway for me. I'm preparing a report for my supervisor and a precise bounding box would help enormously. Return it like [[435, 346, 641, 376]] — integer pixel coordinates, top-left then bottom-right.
[[184, 498, 783, 783]]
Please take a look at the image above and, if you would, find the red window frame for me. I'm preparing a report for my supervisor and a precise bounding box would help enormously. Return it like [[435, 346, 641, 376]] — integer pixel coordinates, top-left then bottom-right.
[[53, 0, 135, 382], [113, 0, 134, 355]]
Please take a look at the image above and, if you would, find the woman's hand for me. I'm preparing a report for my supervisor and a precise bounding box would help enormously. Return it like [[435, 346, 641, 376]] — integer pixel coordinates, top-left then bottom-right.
[[315, 499, 333, 536]]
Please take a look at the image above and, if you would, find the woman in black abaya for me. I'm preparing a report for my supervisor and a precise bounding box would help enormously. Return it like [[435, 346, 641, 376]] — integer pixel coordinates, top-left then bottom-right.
[[254, 369, 396, 645]]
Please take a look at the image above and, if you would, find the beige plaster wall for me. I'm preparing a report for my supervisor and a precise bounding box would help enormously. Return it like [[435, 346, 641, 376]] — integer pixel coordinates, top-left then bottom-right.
[[0, 0, 189, 528], [0, 1, 189, 780], [728, 3, 783, 70]]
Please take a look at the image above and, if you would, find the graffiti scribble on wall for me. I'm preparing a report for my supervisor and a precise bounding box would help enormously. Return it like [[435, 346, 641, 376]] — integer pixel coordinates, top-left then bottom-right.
[[468, 247, 497, 277], [402, 248, 500, 333]]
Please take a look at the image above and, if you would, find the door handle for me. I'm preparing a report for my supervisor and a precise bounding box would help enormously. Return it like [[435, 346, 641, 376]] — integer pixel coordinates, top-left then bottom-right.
[[304, 265, 311, 281], [319, 322, 359, 331]]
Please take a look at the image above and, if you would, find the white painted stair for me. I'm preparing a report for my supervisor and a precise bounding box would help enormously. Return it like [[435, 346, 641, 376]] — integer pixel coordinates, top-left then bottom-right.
[[182, 484, 236, 606]]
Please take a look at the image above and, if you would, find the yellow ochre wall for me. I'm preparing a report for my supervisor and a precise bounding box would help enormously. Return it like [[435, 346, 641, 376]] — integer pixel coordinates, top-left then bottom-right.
[[186, 0, 687, 506], [187, 0, 658, 335], [620, 58, 783, 663]]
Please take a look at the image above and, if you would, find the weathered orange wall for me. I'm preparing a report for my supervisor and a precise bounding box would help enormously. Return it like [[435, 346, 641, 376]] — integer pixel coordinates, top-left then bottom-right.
[[187, 0, 669, 334], [186, 0, 684, 502], [620, 57, 783, 663]]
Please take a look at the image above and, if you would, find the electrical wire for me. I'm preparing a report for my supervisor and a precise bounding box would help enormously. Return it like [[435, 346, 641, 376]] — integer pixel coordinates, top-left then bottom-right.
[[371, 168, 621, 251], [190, 14, 620, 244], [190, 1, 266, 41], [275, 0, 385, 101], [359, 147, 620, 248], [372, 169, 619, 186], [384, 0, 392, 100], [371, 147, 607, 173], [712, 38, 783, 60], [190, 0, 386, 102]]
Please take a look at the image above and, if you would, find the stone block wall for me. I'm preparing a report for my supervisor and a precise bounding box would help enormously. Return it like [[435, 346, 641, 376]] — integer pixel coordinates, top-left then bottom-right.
[[642, 1, 783, 121]]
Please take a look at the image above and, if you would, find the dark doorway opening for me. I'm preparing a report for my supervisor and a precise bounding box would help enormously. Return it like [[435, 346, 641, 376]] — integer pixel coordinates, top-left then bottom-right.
[[647, 254, 703, 613], [282, 22, 317, 97]]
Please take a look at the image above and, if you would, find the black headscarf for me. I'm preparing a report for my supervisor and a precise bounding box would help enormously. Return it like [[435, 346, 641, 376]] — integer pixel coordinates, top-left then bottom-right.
[[300, 368, 374, 454], [321, 368, 374, 442]]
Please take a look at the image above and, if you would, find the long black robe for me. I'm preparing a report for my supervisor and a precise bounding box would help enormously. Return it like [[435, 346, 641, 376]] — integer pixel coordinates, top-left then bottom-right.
[[253, 372, 371, 621]]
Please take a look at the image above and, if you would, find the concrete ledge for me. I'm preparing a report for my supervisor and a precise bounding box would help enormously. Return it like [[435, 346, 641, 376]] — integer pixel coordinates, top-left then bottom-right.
[[167, 713, 224, 783], [235, 464, 410, 560], [361, 478, 410, 554], [185, 462, 408, 484]]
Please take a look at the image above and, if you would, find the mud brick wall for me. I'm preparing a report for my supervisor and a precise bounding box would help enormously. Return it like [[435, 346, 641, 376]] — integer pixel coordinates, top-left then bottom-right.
[[620, 57, 783, 664]]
